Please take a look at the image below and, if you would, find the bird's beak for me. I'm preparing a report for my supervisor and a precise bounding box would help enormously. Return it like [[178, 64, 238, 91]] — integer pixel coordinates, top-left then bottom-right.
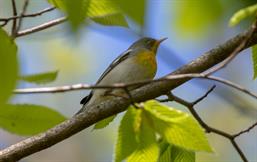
[[152, 37, 168, 53], [156, 37, 168, 47], [154, 37, 168, 47], [156, 37, 168, 45]]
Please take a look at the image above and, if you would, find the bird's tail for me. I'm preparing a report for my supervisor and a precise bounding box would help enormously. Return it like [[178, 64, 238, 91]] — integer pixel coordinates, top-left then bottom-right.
[[75, 93, 93, 115]]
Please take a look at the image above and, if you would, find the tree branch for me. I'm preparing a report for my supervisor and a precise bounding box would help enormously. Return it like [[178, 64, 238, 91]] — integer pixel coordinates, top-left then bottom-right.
[[1, 23, 257, 161]]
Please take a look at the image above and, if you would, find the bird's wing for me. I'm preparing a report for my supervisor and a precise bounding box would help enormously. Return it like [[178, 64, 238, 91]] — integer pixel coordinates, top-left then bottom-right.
[[80, 92, 93, 105], [80, 49, 132, 105], [96, 49, 132, 84]]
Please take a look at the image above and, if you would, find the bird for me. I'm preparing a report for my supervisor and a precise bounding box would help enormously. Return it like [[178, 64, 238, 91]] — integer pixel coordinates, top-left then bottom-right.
[[77, 37, 167, 114]]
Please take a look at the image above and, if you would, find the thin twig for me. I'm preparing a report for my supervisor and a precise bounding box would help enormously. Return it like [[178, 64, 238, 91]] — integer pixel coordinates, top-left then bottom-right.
[[0, 7, 56, 27], [203, 20, 257, 76], [163, 88, 248, 162], [191, 85, 216, 105], [0, 20, 8, 27], [230, 139, 248, 162], [14, 74, 257, 100], [16, 17, 67, 37], [233, 121, 257, 138], [206, 76, 257, 99], [22, 6, 55, 17], [15, 0, 29, 36], [11, 0, 17, 37]]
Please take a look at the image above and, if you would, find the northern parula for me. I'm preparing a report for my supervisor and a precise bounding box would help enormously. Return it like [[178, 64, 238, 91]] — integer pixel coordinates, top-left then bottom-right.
[[77, 37, 167, 114]]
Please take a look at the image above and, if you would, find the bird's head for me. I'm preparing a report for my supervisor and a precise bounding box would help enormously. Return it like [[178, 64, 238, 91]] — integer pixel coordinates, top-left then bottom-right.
[[129, 37, 167, 53]]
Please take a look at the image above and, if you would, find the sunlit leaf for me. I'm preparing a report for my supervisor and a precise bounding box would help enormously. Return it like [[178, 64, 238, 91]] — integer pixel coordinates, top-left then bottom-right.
[[159, 141, 195, 162], [0, 28, 18, 105], [115, 108, 140, 162], [229, 3, 257, 27], [48, 0, 65, 8], [0, 104, 66, 135], [94, 115, 116, 129], [126, 112, 159, 162], [252, 45, 257, 79], [144, 100, 213, 152], [113, 0, 145, 25], [65, 0, 89, 31], [48, 0, 128, 27], [87, 0, 119, 17], [87, 0, 129, 27], [91, 13, 128, 27], [20, 70, 58, 84]]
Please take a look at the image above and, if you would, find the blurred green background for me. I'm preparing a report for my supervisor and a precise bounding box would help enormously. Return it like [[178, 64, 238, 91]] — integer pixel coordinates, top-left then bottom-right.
[[0, 0, 257, 161]]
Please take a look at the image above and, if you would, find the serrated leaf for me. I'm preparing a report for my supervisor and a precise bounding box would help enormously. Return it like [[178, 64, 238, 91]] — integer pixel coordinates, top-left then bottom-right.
[[114, 108, 140, 162], [252, 45, 257, 79], [0, 104, 66, 135], [126, 112, 159, 162], [170, 145, 195, 162], [113, 0, 145, 25], [0, 28, 18, 105], [158, 139, 170, 157], [93, 115, 116, 129], [20, 70, 58, 84], [48, 0, 128, 27], [159, 141, 195, 162], [144, 100, 212, 152], [229, 3, 257, 27]]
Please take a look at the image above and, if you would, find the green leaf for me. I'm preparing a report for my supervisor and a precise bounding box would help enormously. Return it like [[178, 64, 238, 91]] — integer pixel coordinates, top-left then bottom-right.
[[169, 145, 195, 162], [159, 142, 195, 162], [126, 112, 159, 162], [87, 0, 128, 27], [91, 13, 128, 27], [48, 0, 128, 27], [113, 0, 145, 25], [65, 0, 89, 31], [20, 70, 58, 84], [115, 108, 140, 162], [48, 0, 89, 31], [48, 0, 63, 8], [0, 28, 18, 105], [94, 115, 116, 129], [144, 100, 213, 152], [252, 45, 257, 79], [229, 3, 257, 27], [0, 104, 66, 135]]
